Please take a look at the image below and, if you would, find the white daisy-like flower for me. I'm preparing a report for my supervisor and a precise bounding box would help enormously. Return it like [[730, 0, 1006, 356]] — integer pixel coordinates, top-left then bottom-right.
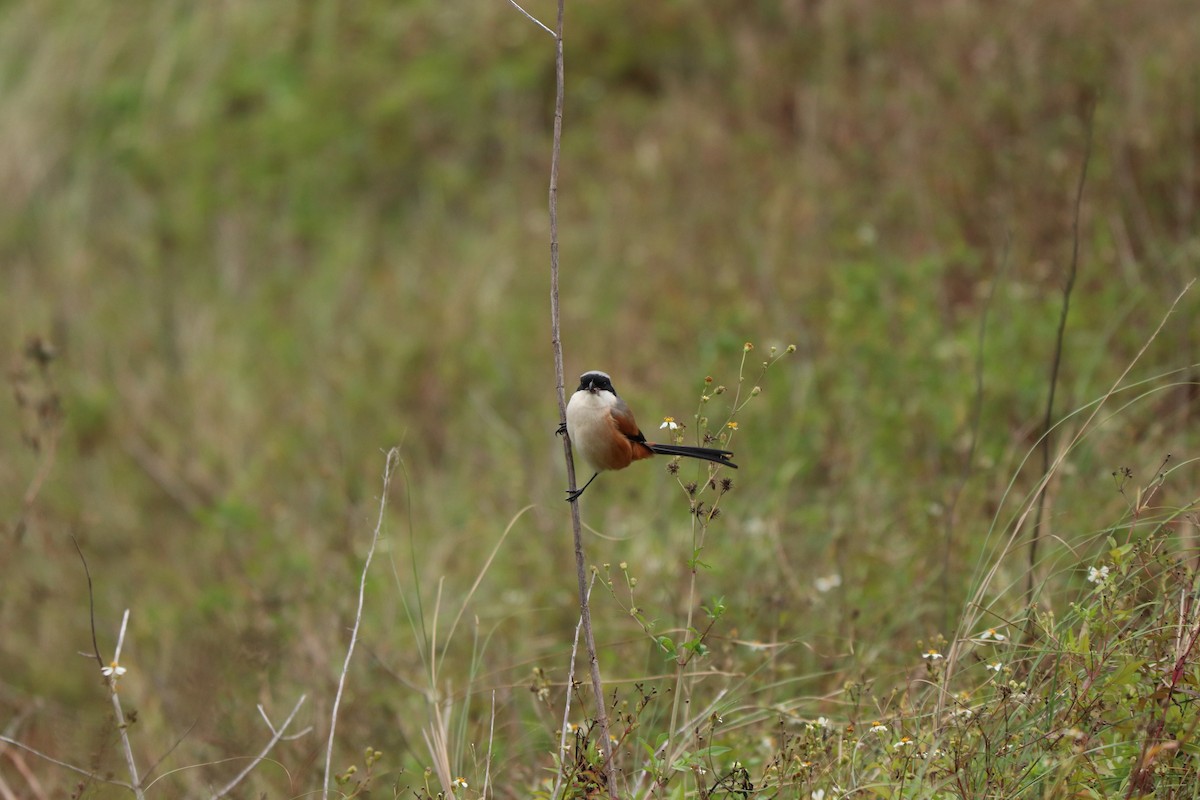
[[922, 649, 944, 660], [977, 628, 1007, 642], [816, 716, 831, 729], [102, 661, 127, 679], [1087, 565, 1110, 584], [987, 661, 1003, 672], [659, 417, 679, 430], [452, 776, 468, 789], [893, 736, 914, 749], [811, 790, 825, 800], [869, 722, 888, 733]]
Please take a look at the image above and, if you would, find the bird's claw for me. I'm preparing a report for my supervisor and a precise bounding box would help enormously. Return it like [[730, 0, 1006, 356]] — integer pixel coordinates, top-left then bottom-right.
[[555, 422, 568, 437], [565, 488, 583, 502]]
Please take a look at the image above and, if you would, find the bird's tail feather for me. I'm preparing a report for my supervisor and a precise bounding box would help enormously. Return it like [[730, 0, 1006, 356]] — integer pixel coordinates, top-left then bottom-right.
[[646, 443, 738, 469]]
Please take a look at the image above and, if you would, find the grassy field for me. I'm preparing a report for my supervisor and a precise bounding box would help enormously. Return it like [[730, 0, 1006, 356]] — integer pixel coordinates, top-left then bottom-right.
[[2, 1, 1198, 797]]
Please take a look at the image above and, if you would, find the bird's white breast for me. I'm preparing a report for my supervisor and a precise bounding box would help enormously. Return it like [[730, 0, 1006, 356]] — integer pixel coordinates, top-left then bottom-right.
[[566, 389, 619, 472]]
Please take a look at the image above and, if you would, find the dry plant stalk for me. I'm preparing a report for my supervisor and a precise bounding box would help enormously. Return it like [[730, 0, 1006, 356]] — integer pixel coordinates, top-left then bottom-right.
[[323, 447, 401, 799], [523, 0, 619, 794]]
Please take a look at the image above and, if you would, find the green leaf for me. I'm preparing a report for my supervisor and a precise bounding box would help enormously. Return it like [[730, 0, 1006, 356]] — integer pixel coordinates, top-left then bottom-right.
[[1105, 659, 1145, 690]]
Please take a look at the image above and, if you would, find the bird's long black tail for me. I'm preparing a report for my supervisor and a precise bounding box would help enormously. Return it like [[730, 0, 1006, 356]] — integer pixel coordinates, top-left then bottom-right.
[[646, 443, 738, 469]]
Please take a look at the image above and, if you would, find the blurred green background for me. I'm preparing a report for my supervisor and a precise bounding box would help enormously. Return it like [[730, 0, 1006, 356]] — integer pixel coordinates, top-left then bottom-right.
[[1, 0, 1197, 796]]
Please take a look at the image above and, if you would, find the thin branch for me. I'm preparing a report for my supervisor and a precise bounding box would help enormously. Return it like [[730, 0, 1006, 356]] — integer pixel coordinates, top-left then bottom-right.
[[323, 447, 401, 799], [113, 609, 129, 663], [109, 690, 144, 800], [540, 0, 617, 794], [211, 694, 308, 800], [553, 574, 596, 800], [258, 705, 278, 736], [72, 547, 142, 798], [101, 609, 144, 800], [140, 718, 198, 784], [0, 735, 133, 791], [70, 537, 103, 667], [506, 0, 554, 37], [1027, 99, 1096, 603]]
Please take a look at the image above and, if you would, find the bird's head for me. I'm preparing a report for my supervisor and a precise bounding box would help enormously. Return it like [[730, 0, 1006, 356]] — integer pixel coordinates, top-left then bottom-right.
[[577, 370, 615, 395]]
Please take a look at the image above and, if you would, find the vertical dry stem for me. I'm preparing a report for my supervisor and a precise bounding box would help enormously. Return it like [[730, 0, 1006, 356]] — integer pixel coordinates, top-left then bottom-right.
[[542, 0, 617, 795], [322, 447, 400, 799]]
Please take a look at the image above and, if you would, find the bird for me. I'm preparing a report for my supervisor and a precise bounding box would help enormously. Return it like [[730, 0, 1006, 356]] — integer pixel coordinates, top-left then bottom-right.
[[559, 370, 738, 501]]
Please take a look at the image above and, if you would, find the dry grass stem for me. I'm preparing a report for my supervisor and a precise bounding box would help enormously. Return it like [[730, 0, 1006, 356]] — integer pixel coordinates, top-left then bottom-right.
[[322, 447, 401, 800]]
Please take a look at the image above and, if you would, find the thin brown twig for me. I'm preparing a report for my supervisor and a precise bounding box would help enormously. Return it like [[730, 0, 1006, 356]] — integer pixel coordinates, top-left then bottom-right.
[[540, 0, 617, 794], [71, 536, 103, 667]]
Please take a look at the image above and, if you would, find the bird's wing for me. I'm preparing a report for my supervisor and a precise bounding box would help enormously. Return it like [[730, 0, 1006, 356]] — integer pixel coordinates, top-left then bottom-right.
[[609, 399, 646, 443], [610, 400, 654, 463]]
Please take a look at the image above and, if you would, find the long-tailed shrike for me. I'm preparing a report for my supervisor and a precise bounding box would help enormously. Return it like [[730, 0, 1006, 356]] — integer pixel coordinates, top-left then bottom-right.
[[559, 370, 738, 501]]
